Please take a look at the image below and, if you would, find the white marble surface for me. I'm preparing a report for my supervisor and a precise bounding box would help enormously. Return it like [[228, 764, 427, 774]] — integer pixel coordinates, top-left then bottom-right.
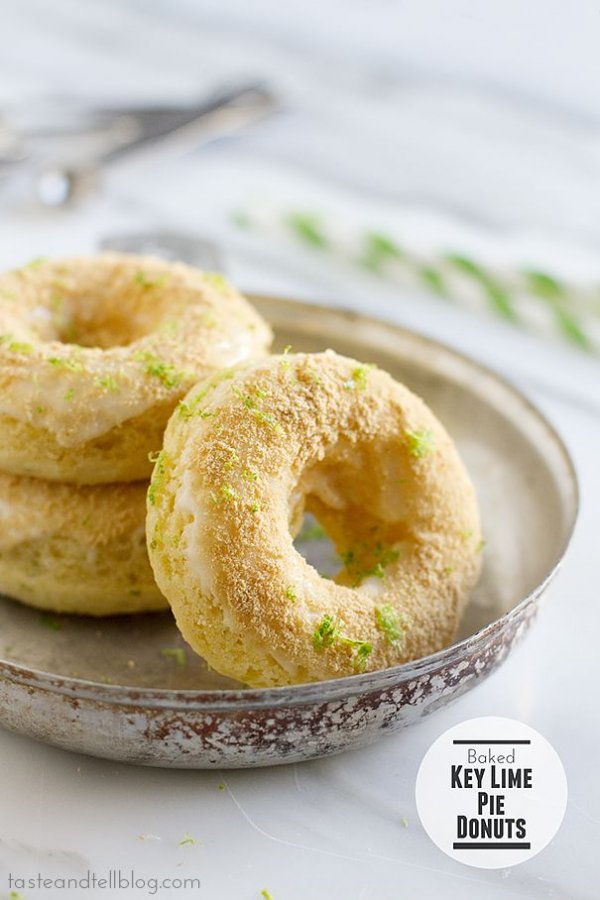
[[0, 3, 599, 898]]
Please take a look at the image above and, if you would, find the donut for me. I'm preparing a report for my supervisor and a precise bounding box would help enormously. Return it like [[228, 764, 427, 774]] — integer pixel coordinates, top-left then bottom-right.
[[0, 254, 272, 483], [147, 350, 482, 687], [0, 471, 167, 616]]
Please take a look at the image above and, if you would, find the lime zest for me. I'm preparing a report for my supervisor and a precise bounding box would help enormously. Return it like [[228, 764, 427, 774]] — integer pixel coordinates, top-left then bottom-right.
[[233, 386, 284, 434], [343, 364, 374, 391], [135, 351, 184, 389], [405, 428, 434, 458], [133, 270, 168, 289], [96, 374, 119, 392], [178, 832, 197, 845], [313, 614, 340, 650], [48, 355, 83, 372], [147, 450, 168, 506], [24, 256, 47, 269], [204, 272, 229, 291], [374, 603, 410, 648], [7, 341, 33, 354], [161, 647, 186, 667], [39, 614, 62, 631]]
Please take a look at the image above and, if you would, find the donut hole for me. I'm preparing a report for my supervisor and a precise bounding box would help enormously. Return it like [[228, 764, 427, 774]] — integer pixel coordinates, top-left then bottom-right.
[[49, 289, 175, 349], [295, 438, 409, 588], [24, 264, 182, 349], [293, 513, 340, 579]]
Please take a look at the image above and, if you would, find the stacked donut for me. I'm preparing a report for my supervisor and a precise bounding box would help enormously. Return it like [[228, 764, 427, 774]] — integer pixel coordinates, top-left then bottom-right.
[[0, 254, 272, 615]]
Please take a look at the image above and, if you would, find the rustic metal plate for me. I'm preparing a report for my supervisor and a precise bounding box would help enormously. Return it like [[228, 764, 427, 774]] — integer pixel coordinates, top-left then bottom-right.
[[0, 297, 578, 767]]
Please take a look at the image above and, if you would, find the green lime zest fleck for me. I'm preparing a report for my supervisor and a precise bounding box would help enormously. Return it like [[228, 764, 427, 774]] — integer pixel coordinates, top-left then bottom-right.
[[48, 356, 83, 372], [287, 212, 327, 248], [224, 449, 240, 470], [364, 546, 400, 580], [313, 614, 340, 650], [136, 352, 184, 389], [96, 374, 119, 392], [40, 614, 62, 631], [336, 636, 373, 671], [178, 832, 197, 846], [233, 387, 283, 434], [313, 617, 371, 668], [134, 270, 168, 288], [64, 387, 75, 402], [204, 271, 229, 290], [400, 816, 409, 828], [476, 537, 486, 553], [284, 585, 297, 603], [7, 341, 33, 354], [147, 450, 168, 506], [218, 782, 226, 791], [460, 529, 473, 542], [242, 467, 258, 483], [280, 345, 293, 370], [253, 409, 283, 433], [161, 647, 186, 666], [177, 396, 214, 420], [177, 371, 233, 419], [304, 366, 322, 385], [220, 484, 238, 502], [342, 542, 400, 585], [9, 891, 26, 899], [210, 483, 239, 505], [343, 364, 374, 391], [34, 405, 45, 414], [24, 256, 47, 269], [260, 891, 274, 900], [374, 603, 410, 647], [405, 428, 434, 458], [250, 501, 260, 514]]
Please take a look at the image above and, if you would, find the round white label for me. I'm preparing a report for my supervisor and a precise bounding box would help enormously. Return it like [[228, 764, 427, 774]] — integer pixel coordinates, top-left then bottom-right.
[[415, 716, 567, 868]]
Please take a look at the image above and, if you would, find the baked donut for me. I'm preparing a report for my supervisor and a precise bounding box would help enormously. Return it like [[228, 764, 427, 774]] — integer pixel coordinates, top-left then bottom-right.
[[0, 471, 167, 616], [147, 351, 482, 687], [0, 254, 272, 483]]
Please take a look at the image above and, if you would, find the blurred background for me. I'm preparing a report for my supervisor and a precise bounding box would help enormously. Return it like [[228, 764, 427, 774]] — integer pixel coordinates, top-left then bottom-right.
[[2, 0, 600, 407]]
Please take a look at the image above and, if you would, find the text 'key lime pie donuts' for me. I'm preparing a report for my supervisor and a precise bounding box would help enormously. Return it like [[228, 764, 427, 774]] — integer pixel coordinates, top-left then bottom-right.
[[0, 254, 272, 484], [147, 350, 482, 687], [0, 471, 167, 616]]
